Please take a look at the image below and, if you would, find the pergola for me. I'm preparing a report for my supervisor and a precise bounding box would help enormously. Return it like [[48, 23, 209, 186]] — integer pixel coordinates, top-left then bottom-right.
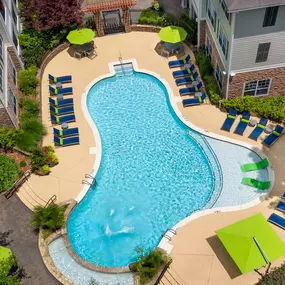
[[83, 0, 137, 36]]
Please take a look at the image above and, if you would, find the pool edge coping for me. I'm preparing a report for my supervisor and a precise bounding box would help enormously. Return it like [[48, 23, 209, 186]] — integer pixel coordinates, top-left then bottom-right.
[[60, 59, 275, 273]]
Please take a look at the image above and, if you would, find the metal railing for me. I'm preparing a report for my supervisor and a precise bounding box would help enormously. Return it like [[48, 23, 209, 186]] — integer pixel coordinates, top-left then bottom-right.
[[45, 195, 57, 208]]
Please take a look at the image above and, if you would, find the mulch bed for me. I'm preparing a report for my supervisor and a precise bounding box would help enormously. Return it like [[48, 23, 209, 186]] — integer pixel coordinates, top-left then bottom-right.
[[0, 149, 31, 173]]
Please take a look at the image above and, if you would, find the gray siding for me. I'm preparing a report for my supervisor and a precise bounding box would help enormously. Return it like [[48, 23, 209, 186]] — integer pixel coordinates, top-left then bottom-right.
[[231, 30, 285, 71], [235, 6, 285, 38]]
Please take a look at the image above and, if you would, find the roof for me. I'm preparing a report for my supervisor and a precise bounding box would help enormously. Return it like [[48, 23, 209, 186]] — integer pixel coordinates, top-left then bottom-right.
[[216, 213, 285, 274], [83, 0, 137, 12], [226, 0, 285, 12]]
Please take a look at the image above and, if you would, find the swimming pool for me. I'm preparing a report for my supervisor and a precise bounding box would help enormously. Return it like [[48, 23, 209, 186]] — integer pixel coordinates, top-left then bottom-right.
[[67, 65, 223, 267]]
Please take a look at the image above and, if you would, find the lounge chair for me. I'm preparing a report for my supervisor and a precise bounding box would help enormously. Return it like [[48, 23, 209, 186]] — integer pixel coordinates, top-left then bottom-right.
[[51, 114, 76, 124], [240, 158, 269, 172], [172, 64, 195, 78], [50, 105, 74, 115], [179, 82, 203, 96], [276, 201, 285, 213], [54, 135, 80, 146], [49, 97, 74, 107], [53, 127, 79, 137], [263, 125, 284, 147], [48, 74, 72, 84], [268, 213, 285, 230], [282, 192, 285, 200], [234, 112, 251, 135], [241, 177, 271, 190], [182, 93, 206, 107], [175, 71, 199, 86], [248, 118, 268, 141], [49, 86, 73, 95], [221, 108, 237, 132], [168, 55, 191, 68]]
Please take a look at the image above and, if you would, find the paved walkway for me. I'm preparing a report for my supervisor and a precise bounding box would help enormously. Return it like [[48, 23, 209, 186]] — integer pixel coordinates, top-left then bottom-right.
[[0, 194, 61, 285]]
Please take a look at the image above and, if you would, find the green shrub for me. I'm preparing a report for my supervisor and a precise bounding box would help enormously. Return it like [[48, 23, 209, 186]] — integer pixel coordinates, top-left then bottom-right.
[[196, 49, 212, 77], [176, 13, 197, 43], [19, 160, 27, 168], [0, 254, 21, 284], [41, 164, 50, 175], [30, 148, 47, 171], [18, 65, 38, 96], [132, 249, 169, 284], [0, 155, 19, 192], [0, 127, 20, 150], [32, 204, 65, 231], [256, 262, 285, 285], [222, 96, 285, 122], [138, 8, 165, 26], [20, 98, 39, 121]]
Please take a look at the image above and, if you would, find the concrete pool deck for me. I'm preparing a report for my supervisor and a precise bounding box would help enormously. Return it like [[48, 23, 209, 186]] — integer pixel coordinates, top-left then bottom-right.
[[15, 32, 285, 284]]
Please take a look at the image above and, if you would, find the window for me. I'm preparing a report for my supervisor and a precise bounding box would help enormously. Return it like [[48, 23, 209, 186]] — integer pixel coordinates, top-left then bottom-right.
[[263, 6, 279, 27], [243, 79, 271, 96], [0, 0, 5, 22], [12, 30, 18, 49], [218, 25, 229, 58], [8, 58, 16, 85], [206, 38, 212, 61], [12, 6, 17, 25], [219, 0, 229, 19], [0, 36, 3, 61], [207, 0, 217, 30], [0, 66, 3, 91], [8, 86, 17, 115], [256, 42, 270, 63], [215, 62, 223, 89]]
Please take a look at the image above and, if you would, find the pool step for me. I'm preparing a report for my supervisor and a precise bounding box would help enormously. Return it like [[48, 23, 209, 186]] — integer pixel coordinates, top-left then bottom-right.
[[114, 63, 134, 77]]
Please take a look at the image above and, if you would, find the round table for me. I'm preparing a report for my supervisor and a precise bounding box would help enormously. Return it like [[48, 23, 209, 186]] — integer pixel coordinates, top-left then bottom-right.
[[184, 63, 192, 69], [192, 81, 199, 86], [57, 94, 63, 100], [56, 82, 62, 89], [194, 92, 202, 97], [61, 122, 69, 130], [249, 119, 257, 127], [265, 126, 273, 134]]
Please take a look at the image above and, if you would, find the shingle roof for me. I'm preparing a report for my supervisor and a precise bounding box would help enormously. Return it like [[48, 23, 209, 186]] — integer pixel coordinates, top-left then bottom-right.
[[83, 0, 136, 12], [226, 0, 285, 12]]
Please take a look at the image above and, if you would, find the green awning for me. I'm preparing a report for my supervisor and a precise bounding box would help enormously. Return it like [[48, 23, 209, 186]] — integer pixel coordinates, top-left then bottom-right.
[[67, 28, 95, 45], [159, 26, 187, 44], [216, 213, 285, 274]]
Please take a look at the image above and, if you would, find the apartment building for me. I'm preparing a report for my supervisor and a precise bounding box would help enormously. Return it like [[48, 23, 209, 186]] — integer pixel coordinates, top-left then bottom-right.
[[0, 0, 22, 127], [185, 0, 285, 98]]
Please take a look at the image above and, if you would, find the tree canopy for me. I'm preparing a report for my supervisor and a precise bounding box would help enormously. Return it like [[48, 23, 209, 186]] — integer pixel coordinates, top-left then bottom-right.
[[21, 0, 84, 31]]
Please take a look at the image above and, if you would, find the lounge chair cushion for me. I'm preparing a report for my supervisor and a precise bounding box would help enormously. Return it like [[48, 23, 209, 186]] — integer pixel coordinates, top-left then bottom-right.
[[241, 118, 249, 123], [273, 131, 281, 136], [198, 96, 203, 103], [257, 123, 266, 129], [228, 115, 236, 119]]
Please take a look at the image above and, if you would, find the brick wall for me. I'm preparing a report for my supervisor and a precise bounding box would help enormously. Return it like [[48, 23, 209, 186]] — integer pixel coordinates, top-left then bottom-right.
[[228, 66, 285, 98], [131, 24, 161, 33], [0, 108, 14, 128], [199, 20, 206, 48]]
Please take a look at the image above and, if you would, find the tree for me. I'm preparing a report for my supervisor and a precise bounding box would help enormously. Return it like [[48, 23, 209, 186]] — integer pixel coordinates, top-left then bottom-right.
[[21, 0, 84, 31]]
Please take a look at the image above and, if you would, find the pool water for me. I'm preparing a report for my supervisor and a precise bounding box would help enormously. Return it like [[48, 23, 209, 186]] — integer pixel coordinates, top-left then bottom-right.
[[67, 70, 221, 267]]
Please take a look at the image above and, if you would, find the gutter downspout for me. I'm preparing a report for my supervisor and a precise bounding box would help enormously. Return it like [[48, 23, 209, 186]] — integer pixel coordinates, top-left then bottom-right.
[[225, 12, 236, 99]]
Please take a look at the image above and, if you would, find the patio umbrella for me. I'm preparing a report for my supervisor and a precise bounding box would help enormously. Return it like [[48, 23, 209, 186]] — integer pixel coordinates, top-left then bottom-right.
[[66, 28, 95, 45], [216, 213, 285, 274], [159, 26, 187, 44], [0, 246, 13, 274]]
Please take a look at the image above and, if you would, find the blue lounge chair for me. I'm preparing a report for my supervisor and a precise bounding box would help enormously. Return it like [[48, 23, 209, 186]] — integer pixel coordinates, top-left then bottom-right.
[[49, 97, 74, 107], [175, 71, 199, 86], [50, 105, 74, 115], [172, 64, 195, 78], [268, 213, 285, 230], [49, 86, 73, 95], [282, 192, 285, 200], [54, 135, 80, 146], [53, 127, 79, 137], [168, 55, 191, 68], [234, 112, 251, 135], [182, 93, 206, 107], [51, 114, 76, 124], [221, 108, 238, 132], [276, 201, 285, 213], [248, 118, 268, 141], [263, 125, 284, 147], [179, 82, 203, 96], [49, 74, 72, 84]]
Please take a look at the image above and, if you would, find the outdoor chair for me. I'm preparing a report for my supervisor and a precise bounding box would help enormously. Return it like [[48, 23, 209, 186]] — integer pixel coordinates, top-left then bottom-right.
[[221, 108, 237, 132], [263, 125, 284, 147], [50, 105, 74, 116], [54, 135, 80, 147], [268, 213, 285, 230], [74, 51, 83, 59], [248, 118, 268, 141], [179, 82, 203, 96], [53, 127, 79, 138], [234, 112, 251, 135], [49, 97, 74, 107], [182, 93, 206, 107]]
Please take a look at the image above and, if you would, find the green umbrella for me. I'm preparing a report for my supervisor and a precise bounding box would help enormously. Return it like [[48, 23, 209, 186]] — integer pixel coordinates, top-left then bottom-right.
[[159, 26, 187, 44], [67, 28, 95, 45], [0, 246, 12, 262], [216, 213, 285, 274]]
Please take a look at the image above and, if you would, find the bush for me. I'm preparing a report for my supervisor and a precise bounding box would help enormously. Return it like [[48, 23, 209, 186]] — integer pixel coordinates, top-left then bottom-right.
[[41, 164, 50, 175], [19, 160, 27, 168], [196, 49, 212, 77], [32, 204, 65, 231], [18, 65, 38, 96], [132, 249, 169, 284], [20, 98, 39, 121], [0, 155, 19, 192], [138, 8, 165, 26], [222, 96, 285, 122], [256, 262, 285, 285], [30, 148, 47, 171], [0, 127, 20, 150], [0, 254, 21, 285]]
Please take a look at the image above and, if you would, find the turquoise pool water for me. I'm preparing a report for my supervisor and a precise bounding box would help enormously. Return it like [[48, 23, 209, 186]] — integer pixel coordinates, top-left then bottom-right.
[[67, 68, 221, 267]]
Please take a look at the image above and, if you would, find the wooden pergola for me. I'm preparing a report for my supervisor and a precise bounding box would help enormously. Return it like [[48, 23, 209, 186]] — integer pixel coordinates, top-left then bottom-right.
[[84, 0, 137, 36]]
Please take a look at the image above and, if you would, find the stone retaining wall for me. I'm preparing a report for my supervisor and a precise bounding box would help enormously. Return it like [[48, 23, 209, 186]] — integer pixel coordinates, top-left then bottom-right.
[[131, 24, 161, 33]]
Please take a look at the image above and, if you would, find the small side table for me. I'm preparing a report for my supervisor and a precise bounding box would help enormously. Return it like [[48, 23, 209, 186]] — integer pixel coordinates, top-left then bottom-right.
[[184, 63, 191, 69], [56, 82, 62, 89], [57, 94, 63, 100], [194, 92, 202, 97], [265, 126, 273, 134], [61, 122, 69, 130], [249, 119, 257, 127], [192, 81, 199, 86]]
